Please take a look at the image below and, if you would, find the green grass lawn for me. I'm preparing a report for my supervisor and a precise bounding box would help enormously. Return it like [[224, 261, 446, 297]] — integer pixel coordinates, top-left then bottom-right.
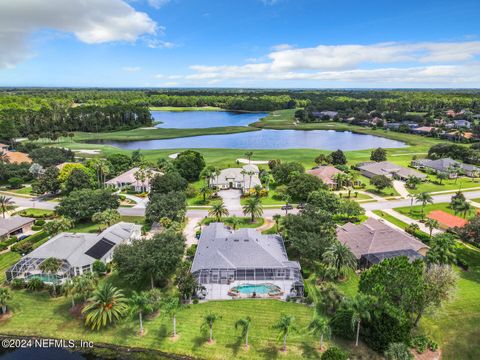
[[14, 208, 55, 218], [201, 217, 264, 229], [0, 186, 33, 196], [1, 292, 325, 360], [69, 216, 145, 233], [394, 202, 475, 221], [0, 252, 21, 282], [408, 175, 480, 194]]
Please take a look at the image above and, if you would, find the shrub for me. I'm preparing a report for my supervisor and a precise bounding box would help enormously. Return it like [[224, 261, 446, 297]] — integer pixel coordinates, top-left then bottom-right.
[[10, 279, 25, 290], [11, 231, 48, 254], [362, 310, 412, 352], [0, 244, 7, 252], [92, 260, 107, 274], [410, 335, 437, 353], [321, 347, 348, 360], [384, 342, 413, 360], [330, 308, 355, 340], [192, 298, 199, 304], [456, 257, 469, 271], [8, 177, 24, 189], [186, 244, 197, 260], [26, 277, 44, 291], [31, 225, 43, 231], [34, 219, 46, 226]]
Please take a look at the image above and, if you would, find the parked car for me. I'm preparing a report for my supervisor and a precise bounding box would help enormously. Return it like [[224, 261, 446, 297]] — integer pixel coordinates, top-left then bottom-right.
[[281, 205, 293, 211], [297, 203, 305, 209], [17, 235, 30, 241]]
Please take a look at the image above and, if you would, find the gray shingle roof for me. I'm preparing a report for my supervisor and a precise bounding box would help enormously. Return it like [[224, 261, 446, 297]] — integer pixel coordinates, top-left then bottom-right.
[[414, 158, 479, 173], [358, 161, 427, 180], [336, 218, 428, 259], [0, 216, 35, 237], [191, 223, 299, 272], [25, 222, 140, 267]]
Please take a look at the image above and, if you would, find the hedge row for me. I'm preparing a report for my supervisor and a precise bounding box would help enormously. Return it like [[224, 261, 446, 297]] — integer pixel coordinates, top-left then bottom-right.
[[11, 231, 49, 254]]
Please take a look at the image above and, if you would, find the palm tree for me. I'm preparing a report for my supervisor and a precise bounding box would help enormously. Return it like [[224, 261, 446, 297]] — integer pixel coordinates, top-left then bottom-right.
[[415, 192, 433, 219], [407, 193, 415, 214], [73, 272, 98, 302], [282, 194, 292, 216], [348, 294, 373, 347], [62, 279, 77, 308], [235, 316, 252, 348], [426, 233, 457, 265], [201, 312, 221, 343], [39, 257, 62, 296], [273, 214, 281, 232], [209, 201, 229, 222], [199, 185, 212, 203], [272, 314, 297, 352], [229, 215, 240, 230], [437, 172, 448, 184], [406, 176, 421, 190], [130, 291, 152, 335], [307, 316, 330, 350], [244, 151, 254, 164], [0, 196, 13, 218], [425, 218, 440, 237], [323, 241, 357, 277], [242, 197, 263, 222], [0, 288, 12, 314], [82, 283, 128, 331], [455, 200, 472, 218], [163, 297, 182, 337]]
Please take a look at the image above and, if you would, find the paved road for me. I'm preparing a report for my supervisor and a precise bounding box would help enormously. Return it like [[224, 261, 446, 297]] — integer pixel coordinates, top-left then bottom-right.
[[8, 189, 480, 219]]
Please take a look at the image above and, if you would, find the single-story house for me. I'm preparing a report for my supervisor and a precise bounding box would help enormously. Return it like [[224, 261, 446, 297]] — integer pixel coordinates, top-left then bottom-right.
[[2, 150, 32, 164], [336, 218, 429, 268], [453, 120, 471, 129], [357, 161, 427, 181], [412, 126, 437, 135], [6, 222, 141, 283], [411, 158, 480, 178], [191, 223, 303, 300], [312, 111, 338, 119], [210, 164, 261, 192], [307, 166, 344, 189], [106, 167, 161, 192], [0, 216, 35, 240]]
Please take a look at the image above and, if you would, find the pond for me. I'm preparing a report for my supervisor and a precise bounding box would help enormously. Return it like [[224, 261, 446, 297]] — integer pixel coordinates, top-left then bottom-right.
[[152, 110, 267, 128], [0, 347, 92, 359], [88, 129, 407, 150]]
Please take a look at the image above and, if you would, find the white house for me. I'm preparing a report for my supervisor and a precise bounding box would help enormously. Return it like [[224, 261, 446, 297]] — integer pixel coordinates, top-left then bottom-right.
[[106, 167, 161, 192], [210, 164, 261, 192]]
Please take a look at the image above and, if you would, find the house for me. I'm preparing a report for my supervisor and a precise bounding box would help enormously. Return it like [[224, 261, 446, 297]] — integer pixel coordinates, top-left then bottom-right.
[[307, 166, 356, 189], [411, 158, 480, 178], [336, 218, 429, 268], [106, 167, 161, 192], [6, 222, 141, 283], [384, 122, 418, 130], [412, 126, 437, 135], [210, 164, 261, 192], [454, 120, 471, 128], [357, 161, 427, 181], [191, 223, 303, 300], [2, 150, 32, 164], [0, 216, 35, 240], [312, 111, 338, 119]]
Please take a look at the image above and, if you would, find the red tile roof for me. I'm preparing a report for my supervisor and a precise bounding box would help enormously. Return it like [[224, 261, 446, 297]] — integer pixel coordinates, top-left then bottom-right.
[[307, 166, 343, 185], [427, 210, 467, 228]]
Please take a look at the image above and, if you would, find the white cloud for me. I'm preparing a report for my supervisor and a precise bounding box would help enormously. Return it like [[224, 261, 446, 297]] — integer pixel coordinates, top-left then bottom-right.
[[180, 41, 480, 86], [122, 66, 141, 72], [148, 0, 170, 9], [0, 0, 158, 68], [146, 39, 178, 48]]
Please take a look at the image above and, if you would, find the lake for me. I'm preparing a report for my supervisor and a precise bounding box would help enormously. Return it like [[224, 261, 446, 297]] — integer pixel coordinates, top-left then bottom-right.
[[151, 110, 267, 128], [88, 129, 407, 150]]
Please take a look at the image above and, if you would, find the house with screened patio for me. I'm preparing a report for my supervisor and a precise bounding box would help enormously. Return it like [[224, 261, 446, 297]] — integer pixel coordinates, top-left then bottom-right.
[[6, 222, 141, 284], [191, 222, 303, 300]]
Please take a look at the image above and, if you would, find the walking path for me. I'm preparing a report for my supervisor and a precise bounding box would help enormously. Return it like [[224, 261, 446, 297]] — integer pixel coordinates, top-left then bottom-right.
[[255, 217, 275, 232], [393, 180, 410, 199]]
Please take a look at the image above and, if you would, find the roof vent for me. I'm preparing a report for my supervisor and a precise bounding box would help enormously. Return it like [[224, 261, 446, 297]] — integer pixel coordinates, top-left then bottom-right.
[[244, 239, 249, 242], [234, 239, 239, 242]]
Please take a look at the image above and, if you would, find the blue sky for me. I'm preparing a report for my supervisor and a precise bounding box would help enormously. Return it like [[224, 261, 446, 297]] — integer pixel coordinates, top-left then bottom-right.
[[0, 0, 479, 88]]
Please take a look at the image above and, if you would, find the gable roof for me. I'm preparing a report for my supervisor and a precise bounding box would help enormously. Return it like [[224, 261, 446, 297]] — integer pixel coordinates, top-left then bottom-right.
[[307, 166, 343, 185], [212, 165, 261, 187], [336, 218, 428, 259], [106, 167, 161, 187], [358, 161, 427, 179], [191, 223, 300, 272], [414, 158, 479, 173]]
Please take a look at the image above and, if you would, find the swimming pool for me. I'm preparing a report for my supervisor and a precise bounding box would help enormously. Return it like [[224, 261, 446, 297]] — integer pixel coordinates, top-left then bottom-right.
[[230, 283, 281, 295], [25, 274, 60, 284]]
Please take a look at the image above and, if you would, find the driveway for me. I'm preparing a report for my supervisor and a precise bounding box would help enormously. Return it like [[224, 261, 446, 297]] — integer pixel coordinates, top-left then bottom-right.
[[218, 189, 242, 212], [393, 180, 410, 199]]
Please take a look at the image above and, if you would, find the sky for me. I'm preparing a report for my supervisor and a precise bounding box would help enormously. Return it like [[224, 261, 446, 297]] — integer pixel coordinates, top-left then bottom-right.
[[0, 0, 480, 88]]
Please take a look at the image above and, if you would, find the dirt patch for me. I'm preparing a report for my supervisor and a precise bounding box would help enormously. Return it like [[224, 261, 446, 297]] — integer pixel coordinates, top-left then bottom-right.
[[0, 311, 13, 322], [414, 349, 442, 360]]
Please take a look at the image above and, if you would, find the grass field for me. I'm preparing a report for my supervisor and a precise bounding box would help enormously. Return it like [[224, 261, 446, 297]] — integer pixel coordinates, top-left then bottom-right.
[[0, 252, 21, 282], [407, 175, 480, 194], [394, 202, 475, 221]]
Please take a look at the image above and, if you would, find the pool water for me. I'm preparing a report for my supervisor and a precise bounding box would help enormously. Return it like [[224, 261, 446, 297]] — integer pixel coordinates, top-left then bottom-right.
[[25, 274, 60, 283], [232, 283, 280, 294]]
